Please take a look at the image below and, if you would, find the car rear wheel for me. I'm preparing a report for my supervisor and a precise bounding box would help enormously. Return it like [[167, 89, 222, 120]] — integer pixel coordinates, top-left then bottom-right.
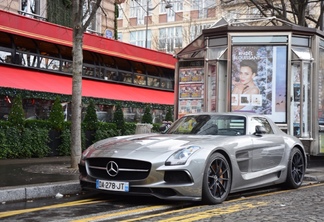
[[202, 152, 232, 204], [284, 147, 305, 189]]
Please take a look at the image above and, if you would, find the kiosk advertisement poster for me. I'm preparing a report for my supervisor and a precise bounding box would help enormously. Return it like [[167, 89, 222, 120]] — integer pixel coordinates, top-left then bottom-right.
[[320, 133, 324, 153], [178, 67, 204, 118], [208, 64, 217, 112], [231, 45, 287, 123]]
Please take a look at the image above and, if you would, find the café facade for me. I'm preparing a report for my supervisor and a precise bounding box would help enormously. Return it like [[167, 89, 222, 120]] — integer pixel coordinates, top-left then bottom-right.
[[0, 10, 176, 123], [175, 18, 324, 156]]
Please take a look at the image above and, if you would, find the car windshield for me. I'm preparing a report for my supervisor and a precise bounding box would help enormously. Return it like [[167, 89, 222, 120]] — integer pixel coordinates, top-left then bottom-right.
[[166, 114, 246, 136]]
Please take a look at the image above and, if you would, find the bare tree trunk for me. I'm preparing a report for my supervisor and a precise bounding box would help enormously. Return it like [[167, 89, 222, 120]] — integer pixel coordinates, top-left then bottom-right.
[[71, 0, 85, 168], [70, 0, 103, 168], [70, 30, 84, 168]]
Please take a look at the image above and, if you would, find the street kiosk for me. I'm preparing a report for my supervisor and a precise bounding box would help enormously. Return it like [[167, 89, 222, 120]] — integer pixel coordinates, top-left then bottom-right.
[[175, 18, 324, 156]]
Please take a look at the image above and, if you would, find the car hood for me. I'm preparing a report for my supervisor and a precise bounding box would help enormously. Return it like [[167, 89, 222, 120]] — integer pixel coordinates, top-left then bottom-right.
[[85, 133, 223, 160]]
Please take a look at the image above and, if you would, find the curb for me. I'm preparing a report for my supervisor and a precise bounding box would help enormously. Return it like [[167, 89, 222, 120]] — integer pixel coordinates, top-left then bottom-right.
[[304, 168, 324, 183], [303, 175, 319, 182], [0, 180, 81, 203]]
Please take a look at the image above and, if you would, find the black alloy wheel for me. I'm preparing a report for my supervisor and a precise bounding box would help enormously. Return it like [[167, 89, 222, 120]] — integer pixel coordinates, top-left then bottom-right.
[[202, 152, 232, 204], [284, 147, 305, 189]]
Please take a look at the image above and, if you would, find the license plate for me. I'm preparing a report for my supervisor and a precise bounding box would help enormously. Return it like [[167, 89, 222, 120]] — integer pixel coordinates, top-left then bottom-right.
[[96, 179, 129, 192]]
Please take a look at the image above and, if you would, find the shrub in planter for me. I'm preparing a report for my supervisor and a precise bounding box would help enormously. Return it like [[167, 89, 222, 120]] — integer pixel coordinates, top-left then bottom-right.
[[3, 126, 22, 158], [8, 94, 25, 129], [136, 106, 153, 134], [113, 103, 125, 135], [165, 106, 174, 122], [48, 97, 65, 131], [124, 122, 136, 135], [48, 97, 65, 156], [152, 123, 163, 133], [141, 106, 153, 124], [58, 121, 87, 155], [58, 121, 72, 156], [94, 122, 118, 142], [0, 126, 9, 159], [0, 119, 51, 159], [83, 100, 98, 148], [25, 119, 52, 129], [83, 100, 98, 131], [21, 127, 50, 158], [58, 126, 71, 156]]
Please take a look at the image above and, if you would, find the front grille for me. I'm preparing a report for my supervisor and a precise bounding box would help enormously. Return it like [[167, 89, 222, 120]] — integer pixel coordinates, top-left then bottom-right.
[[86, 158, 151, 180]]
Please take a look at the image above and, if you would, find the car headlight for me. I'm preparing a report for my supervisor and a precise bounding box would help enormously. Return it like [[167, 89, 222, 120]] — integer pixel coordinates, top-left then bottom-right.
[[165, 146, 201, 166]]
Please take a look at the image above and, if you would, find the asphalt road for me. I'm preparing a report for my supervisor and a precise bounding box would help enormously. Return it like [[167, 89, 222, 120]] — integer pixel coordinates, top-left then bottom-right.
[[0, 183, 324, 221]]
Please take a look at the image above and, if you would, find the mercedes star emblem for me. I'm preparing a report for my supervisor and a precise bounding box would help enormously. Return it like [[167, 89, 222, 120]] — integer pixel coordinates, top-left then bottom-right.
[[106, 161, 119, 177]]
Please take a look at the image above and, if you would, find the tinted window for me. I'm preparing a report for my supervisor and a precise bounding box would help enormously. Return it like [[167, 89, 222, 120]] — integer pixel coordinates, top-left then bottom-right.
[[167, 115, 245, 136]]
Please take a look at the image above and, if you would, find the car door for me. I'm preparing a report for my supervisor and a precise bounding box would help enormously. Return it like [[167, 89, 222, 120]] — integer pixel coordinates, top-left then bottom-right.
[[249, 117, 286, 172]]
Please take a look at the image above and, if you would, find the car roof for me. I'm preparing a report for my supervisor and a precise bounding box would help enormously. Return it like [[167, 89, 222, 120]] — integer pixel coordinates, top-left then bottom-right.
[[183, 112, 265, 118], [182, 112, 276, 125]]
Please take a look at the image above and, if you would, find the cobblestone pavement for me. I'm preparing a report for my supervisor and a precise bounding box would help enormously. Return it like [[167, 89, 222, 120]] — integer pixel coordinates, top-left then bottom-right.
[[140, 183, 324, 222], [1, 183, 323, 221]]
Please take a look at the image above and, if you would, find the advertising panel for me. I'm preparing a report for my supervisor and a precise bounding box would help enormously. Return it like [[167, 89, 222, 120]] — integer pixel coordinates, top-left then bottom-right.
[[178, 66, 204, 118], [208, 64, 217, 112], [292, 64, 301, 136], [231, 45, 287, 123]]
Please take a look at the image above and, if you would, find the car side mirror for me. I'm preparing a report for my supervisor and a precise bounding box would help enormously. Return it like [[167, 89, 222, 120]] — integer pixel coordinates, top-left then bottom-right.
[[254, 125, 266, 136], [159, 125, 167, 133]]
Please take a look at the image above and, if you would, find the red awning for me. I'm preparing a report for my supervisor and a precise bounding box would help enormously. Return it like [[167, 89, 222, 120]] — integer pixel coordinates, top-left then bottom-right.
[[0, 10, 177, 69], [0, 66, 174, 105]]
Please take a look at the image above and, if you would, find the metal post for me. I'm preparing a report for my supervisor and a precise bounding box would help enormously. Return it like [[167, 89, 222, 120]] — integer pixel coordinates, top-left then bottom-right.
[[145, 0, 149, 48], [143, 0, 172, 48], [321, 0, 324, 31]]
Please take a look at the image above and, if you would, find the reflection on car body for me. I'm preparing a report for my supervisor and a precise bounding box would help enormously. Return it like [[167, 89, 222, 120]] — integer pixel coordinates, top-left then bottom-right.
[[79, 112, 307, 204]]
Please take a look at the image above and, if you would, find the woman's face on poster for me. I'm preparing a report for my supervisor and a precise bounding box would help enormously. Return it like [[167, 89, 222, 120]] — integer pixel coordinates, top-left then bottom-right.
[[239, 66, 255, 85]]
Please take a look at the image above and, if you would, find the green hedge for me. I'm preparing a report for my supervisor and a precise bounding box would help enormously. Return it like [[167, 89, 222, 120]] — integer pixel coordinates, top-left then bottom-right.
[[0, 120, 162, 159], [0, 124, 50, 158]]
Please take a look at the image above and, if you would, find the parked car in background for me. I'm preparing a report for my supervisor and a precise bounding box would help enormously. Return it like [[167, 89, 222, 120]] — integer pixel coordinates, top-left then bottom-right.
[[79, 112, 307, 204]]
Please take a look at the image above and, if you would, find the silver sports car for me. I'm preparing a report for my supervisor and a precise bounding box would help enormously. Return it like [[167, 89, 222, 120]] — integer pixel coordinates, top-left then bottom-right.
[[79, 112, 307, 204]]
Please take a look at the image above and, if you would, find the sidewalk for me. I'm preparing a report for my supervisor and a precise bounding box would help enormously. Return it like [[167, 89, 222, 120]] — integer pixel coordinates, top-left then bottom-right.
[[0, 156, 80, 203], [0, 155, 323, 203]]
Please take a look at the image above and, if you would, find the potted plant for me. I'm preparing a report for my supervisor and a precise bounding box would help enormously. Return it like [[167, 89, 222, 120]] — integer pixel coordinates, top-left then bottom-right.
[[83, 100, 98, 147], [136, 105, 153, 134], [48, 96, 65, 156]]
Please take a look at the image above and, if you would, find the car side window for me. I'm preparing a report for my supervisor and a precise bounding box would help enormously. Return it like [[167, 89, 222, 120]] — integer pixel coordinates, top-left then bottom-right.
[[251, 117, 273, 134], [214, 116, 246, 135]]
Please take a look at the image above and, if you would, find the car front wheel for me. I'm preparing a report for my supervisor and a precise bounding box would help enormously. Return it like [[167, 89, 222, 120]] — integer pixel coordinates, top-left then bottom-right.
[[202, 152, 232, 204], [284, 147, 305, 189]]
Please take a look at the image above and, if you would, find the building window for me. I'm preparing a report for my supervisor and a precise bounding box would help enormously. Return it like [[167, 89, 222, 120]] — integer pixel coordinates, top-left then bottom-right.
[[160, 1, 182, 13], [173, 1, 183, 12], [20, 0, 46, 20], [117, 4, 123, 19], [83, 0, 101, 34], [190, 23, 213, 42], [130, 30, 151, 48], [21, 0, 39, 15], [130, 0, 137, 17], [191, 0, 215, 18], [130, 0, 147, 25], [159, 27, 182, 53], [247, 7, 261, 18], [166, 6, 175, 22], [226, 9, 238, 21], [118, 32, 123, 41]]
